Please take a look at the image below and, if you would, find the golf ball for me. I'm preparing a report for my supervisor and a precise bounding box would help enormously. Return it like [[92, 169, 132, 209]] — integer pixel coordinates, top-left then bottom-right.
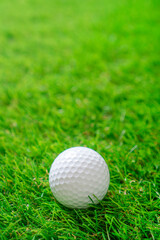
[[49, 147, 110, 209]]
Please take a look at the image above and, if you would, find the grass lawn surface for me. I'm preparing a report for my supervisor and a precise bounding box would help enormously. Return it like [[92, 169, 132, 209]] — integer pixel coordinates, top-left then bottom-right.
[[0, 0, 160, 239]]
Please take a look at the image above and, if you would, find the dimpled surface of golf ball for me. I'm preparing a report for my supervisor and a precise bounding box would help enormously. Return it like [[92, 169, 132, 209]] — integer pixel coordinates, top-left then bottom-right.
[[49, 147, 110, 209]]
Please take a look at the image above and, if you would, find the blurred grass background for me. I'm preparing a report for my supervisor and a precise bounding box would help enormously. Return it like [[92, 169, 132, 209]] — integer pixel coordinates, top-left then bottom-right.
[[0, 0, 160, 239]]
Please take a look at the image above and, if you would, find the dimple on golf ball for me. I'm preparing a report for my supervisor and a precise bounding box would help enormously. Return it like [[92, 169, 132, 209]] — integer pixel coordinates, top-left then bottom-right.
[[49, 147, 110, 209]]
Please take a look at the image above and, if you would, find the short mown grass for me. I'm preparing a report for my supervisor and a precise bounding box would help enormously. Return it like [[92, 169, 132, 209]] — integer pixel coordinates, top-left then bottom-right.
[[0, 0, 160, 239]]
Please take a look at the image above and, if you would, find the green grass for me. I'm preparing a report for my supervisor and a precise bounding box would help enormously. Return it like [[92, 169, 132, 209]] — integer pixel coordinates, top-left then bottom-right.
[[0, 0, 160, 239]]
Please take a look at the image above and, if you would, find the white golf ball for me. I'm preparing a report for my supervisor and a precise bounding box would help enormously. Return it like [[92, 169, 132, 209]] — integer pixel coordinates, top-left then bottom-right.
[[49, 147, 110, 209]]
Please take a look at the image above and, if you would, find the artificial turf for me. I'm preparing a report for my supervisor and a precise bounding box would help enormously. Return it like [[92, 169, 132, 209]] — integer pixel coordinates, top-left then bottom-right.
[[0, 0, 160, 239]]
